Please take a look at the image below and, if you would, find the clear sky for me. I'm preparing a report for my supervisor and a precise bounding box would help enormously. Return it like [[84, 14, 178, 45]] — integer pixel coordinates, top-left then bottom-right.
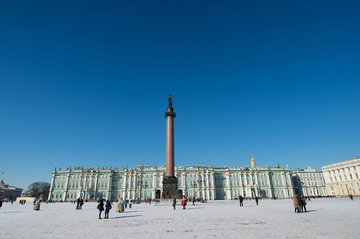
[[1, 0, 359, 190]]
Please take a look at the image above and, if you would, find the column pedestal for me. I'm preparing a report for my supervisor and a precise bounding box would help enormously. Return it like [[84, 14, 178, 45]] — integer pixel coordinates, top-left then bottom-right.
[[162, 176, 179, 199]]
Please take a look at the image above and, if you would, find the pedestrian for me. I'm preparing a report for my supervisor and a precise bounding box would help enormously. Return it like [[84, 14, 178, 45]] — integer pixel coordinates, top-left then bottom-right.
[[80, 198, 84, 209], [172, 197, 176, 210], [33, 200, 41, 211], [97, 199, 104, 219], [181, 196, 187, 210], [299, 195, 307, 212], [255, 196, 259, 206], [293, 194, 300, 213], [76, 198, 80, 209], [115, 198, 125, 213], [192, 197, 195, 206], [104, 200, 112, 219], [129, 199, 132, 209], [0, 199, 2, 210], [239, 195, 243, 207], [349, 194, 354, 200]]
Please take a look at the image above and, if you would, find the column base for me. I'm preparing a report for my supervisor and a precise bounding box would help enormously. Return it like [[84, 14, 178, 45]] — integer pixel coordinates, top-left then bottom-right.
[[162, 176, 179, 199]]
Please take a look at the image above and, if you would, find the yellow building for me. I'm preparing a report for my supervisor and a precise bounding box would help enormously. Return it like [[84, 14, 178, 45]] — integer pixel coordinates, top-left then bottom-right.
[[322, 156, 360, 196]]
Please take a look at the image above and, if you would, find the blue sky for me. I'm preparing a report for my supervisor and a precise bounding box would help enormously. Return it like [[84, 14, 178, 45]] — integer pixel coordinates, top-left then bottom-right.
[[0, 1, 359, 190]]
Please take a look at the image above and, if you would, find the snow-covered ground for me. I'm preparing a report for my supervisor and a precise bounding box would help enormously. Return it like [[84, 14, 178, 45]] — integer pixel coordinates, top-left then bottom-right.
[[1, 198, 359, 239]]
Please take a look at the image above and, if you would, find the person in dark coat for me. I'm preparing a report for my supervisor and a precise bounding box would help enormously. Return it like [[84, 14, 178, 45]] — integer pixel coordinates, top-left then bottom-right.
[[255, 196, 259, 206], [76, 198, 80, 209], [299, 195, 307, 212], [172, 197, 176, 210], [97, 199, 104, 219], [0, 199, 3, 210], [79, 198, 84, 209], [239, 195, 244, 207], [104, 200, 112, 219]]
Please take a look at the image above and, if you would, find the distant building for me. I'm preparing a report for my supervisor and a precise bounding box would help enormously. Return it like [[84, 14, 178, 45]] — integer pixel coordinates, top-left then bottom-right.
[[291, 167, 327, 197], [0, 180, 23, 201], [322, 156, 360, 196], [48, 157, 294, 202]]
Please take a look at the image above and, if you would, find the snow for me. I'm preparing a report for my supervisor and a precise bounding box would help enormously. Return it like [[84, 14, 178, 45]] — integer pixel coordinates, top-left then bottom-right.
[[1, 198, 359, 239]]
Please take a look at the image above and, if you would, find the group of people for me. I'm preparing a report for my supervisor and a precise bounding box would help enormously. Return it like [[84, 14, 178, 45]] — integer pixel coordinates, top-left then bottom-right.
[[238, 195, 259, 207], [18, 200, 27, 205], [171, 196, 190, 210], [97, 198, 134, 219], [293, 194, 307, 213], [97, 199, 112, 219]]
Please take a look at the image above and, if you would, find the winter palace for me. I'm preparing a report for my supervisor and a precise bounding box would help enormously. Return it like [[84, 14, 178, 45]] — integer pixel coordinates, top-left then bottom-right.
[[48, 157, 303, 202]]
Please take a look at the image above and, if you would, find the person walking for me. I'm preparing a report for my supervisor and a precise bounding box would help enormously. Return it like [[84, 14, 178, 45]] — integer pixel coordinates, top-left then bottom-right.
[[0, 199, 3, 210], [104, 200, 112, 219], [172, 197, 176, 210], [239, 195, 244, 207], [192, 197, 195, 206], [293, 194, 300, 213], [255, 196, 259, 206], [181, 196, 187, 210], [129, 199, 132, 209], [97, 199, 104, 219], [349, 194, 354, 200]]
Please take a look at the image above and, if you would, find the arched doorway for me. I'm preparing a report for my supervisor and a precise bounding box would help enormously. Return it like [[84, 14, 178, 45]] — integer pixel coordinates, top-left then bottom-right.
[[178, 189, 183, 198], [155, 190, 161, 199]]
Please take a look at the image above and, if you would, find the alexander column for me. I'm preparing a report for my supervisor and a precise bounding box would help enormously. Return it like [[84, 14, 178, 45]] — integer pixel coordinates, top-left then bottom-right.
[[162, 94, 178, 199]]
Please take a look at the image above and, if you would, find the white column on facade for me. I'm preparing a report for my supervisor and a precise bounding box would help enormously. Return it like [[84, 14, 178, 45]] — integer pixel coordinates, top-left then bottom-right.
[[281, 173, 288, 198], [267, 172, 273, 198], [48, 174, 56, 201], [210, 173, 215, 200], [201, 173, 205, 199], [225, 172, 231, 199], [287, 173, 293, 196], [239, 172, 244, 197], [254, 172, 259, 197], [205, 172, 210, 200], [122, 173, 127, 199], [182, 173, 186, 187], [94, 174, 99, 200], [151, 173, 156, 199], [107, 174, 113, 200], [82, 174, 87, 199], [62, 173, 70, 201]]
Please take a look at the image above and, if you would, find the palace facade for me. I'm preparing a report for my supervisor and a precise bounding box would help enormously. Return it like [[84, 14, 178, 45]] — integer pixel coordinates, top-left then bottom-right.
[[291, 167, 326, 197], [48, 157, 295, 202], [322, 156, 360, 196]]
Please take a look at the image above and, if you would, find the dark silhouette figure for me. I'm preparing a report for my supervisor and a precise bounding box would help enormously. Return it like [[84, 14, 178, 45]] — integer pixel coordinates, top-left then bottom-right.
[[255, 196, 259, 206], [76, 198, 80, 209], [239, 195, 244, 207], [97, 199, 104, 219], [104, 200, 112, 219]]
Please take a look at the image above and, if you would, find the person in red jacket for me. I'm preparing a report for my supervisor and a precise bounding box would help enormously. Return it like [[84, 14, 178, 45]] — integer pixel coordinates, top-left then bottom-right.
[[181, 196, 187, 210]]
